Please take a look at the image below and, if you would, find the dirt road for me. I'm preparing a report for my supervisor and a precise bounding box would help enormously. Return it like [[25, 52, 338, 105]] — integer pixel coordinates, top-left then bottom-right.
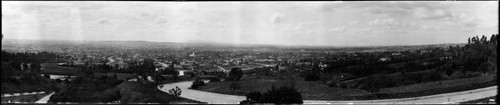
[[159, 81, 497, 104]]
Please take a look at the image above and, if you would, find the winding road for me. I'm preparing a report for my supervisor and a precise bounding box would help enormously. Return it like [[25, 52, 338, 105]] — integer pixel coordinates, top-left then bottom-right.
[[34, 92, 55, 103], [159, 81, 497, 104]]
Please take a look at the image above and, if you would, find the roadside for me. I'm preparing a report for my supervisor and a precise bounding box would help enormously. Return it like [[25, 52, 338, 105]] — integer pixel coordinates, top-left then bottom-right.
[[159, 80, 497, 104]]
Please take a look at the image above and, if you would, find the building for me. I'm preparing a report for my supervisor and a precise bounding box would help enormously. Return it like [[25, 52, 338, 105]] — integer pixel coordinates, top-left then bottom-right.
[[379, 58, 391, 62]]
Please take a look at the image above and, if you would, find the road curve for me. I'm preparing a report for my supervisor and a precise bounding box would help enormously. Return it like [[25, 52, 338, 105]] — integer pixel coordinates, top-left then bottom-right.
[[34, 92, 55, 104], [159, 81, 497, 104], [159, 81, 245, 104]]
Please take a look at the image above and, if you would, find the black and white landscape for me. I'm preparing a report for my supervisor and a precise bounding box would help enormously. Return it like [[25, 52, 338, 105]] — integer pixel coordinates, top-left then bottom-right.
[[1, 1, 498, 104]]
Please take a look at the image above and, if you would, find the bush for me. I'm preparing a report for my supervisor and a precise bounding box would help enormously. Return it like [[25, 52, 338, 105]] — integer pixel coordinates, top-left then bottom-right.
[[209, 77, 221, 83], [190, 79, 205, 89], [304, 74, 320, 81], [426, 72, 443, 81], [360, 77, 384, 93], [339, 82, 348, 89], [327, 80, 339, 87], [168, 86, 182, 97], [55, 79, 62, 84], [72, 77, 84, 84], [230, 82, 242, 90], [243, 85, 303, 104], [245, 91, 262, 102], [228, 68, 244, 81], [43, 74, 50, 79]]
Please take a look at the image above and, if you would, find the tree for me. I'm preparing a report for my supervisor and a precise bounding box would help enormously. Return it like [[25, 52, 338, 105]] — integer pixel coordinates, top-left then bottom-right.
[[243, 91, 262, 103], [190, 79, 205, 89], [243, 85, 303, 104], [168, 86, 182, 97], [228, 67, 243, 81], [172, 69, 179, 80]]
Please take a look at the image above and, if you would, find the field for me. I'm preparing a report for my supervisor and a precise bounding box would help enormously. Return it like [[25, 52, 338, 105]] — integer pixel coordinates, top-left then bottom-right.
[[94, 73, 135, 80], [378, 75, 495, 94], [196, 71, 496, 100], [49, 75, 203, 104], [1, 77, 55, 94], [40, 63, 79, 75], [196, 75, 372, 100]]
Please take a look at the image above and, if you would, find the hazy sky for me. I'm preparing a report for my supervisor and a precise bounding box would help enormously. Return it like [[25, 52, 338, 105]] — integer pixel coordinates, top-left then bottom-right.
[[2, 1, 498, 46]]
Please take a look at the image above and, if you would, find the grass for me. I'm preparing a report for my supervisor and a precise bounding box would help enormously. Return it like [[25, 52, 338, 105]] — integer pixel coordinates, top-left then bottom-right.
[[1, 77, 55, 94], [196, 73, 497, 100], [378, 75, 495, 94], [41, 63, 79, 75], [374, 75, 496, 99], [196, 75, 372, 100], [48, 74, 203, 104], [94, 73, 135, 80]]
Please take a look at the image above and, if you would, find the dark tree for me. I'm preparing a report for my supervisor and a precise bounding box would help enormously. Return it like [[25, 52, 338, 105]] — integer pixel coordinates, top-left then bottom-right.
[[228, 67, 244, 81]]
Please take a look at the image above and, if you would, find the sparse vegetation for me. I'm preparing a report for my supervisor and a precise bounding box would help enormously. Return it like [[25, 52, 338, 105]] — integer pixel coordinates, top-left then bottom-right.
[[190, 79, 205, 89], [168, 86, 182, 97], [241, 85, 303, 104]]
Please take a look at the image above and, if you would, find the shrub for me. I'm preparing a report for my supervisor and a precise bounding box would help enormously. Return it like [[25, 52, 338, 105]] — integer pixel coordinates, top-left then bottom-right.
[[168, 86, 182, 97], [43, 74, 50, 79], [360, 77, 384, 93], [304, 74, 320, 81], [190, 79, 205, 89], [245, 91, 262, 102], [55, 79, 62, 84], [327, 80, 339, 87], [258, 85, 303, 104], [230, 82, 242, 90], [427, 72, 443, 81], [229, 68, 244, 81], [209, 77, 221, 83], [339, 82, 348, 89], [72, 77, 84, 84]]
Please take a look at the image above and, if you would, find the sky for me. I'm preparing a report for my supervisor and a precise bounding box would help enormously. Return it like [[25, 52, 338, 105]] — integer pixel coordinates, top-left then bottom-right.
[[1, 1, 498, 46]]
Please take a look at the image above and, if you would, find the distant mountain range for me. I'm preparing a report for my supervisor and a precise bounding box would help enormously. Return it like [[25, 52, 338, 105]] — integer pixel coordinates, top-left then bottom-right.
[[2, 39, 466, 49]]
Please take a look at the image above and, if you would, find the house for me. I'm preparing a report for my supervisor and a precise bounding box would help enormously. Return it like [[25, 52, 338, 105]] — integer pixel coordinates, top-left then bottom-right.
[[379, 58, 391, 62], [392, 52, 402, 56]]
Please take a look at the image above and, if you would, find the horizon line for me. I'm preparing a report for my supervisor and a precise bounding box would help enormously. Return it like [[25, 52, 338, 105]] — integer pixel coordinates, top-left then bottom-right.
[[2, 38, 467, 48]]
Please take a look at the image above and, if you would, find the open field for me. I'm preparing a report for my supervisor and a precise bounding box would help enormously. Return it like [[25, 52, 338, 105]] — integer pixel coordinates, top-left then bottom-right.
[[378, 75, 495, 94], [41, 63, 79, 75], [1, 77, 55, 94], [196, 75, 372, 100], [196, 73, 496, 100], [161, 80, 497, 104], [94, 73, 135, 80]]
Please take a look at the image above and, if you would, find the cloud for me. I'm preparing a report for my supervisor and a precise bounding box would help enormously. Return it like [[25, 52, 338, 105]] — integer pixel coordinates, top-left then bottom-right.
[[156, 17, 168, 24], [412, 7, 455, 20], [418, 24, 441, 31], [328, 27, 346, 32], [270, 13, 286, 24], [353, 27, 372, 33], [368, 18, 417, 28], [98, 18, 111, 24]]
